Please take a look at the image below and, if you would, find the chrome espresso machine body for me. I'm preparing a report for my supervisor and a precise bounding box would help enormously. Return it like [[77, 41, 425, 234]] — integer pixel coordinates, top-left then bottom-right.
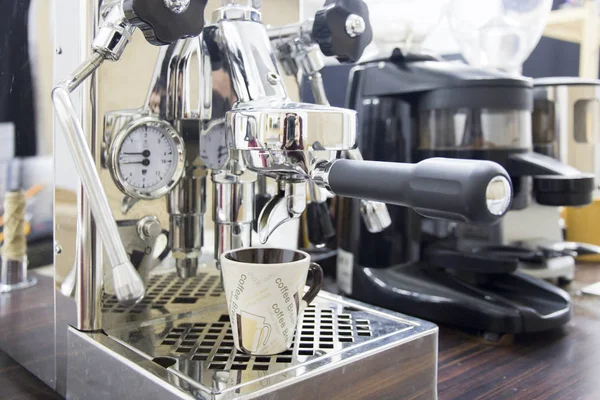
[[1, 1, 514, 399]]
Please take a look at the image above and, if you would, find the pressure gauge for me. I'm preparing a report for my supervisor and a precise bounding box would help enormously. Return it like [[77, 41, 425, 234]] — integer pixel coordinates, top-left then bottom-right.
[[108, 117, 185, 200]]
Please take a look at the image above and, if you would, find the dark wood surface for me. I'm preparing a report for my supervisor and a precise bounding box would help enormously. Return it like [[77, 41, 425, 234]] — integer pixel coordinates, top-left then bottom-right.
[[1, 265, 600, 400], [0, 352, 62, 400], [438, 264, 600, 400]]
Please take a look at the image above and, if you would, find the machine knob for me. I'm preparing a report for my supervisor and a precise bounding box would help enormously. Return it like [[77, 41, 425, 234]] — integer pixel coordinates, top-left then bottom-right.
[[312, 0, 373, 62], [137, 216, 162, 240], [123, 0, 207, 45]]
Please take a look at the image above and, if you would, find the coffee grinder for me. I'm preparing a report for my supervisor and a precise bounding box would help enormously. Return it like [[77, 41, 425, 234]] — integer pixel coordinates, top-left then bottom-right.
[[336, 1, 596, 334], [448, 0, 600, 281]]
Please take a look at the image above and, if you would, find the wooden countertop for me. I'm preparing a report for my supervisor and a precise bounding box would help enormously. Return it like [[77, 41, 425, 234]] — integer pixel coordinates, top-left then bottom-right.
[[438, 264, 600, 400], [0, 353, 62, 400], [1, 265, 600, 400]]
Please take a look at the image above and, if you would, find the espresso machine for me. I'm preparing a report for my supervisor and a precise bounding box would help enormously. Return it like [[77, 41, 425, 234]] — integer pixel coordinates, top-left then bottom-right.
[[0, 0, 515, 398], [336, 0, 600, 334]]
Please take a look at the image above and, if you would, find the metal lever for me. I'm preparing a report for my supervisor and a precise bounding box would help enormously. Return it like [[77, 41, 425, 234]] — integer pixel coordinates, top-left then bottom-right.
[[52, 3, 145, 305], [53, 57, 145, 306], [359, 199, 392, 233]]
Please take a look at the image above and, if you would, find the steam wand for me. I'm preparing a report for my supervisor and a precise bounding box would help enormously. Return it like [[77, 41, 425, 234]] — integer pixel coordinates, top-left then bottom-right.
[[52, 4, 144, 306]]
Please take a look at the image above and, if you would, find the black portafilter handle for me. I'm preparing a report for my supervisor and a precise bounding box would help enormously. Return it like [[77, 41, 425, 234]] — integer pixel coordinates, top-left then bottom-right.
[[316, 158, 513, 225]]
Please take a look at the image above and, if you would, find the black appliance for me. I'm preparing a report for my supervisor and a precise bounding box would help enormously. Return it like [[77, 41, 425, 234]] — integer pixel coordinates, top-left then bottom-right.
[[336, 51, 596, 334]]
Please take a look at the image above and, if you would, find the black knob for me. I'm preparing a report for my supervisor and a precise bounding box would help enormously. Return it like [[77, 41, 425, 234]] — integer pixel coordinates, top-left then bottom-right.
[[533, 175, 595, 206], [312, 0, 373, 62], [123, 0, 207, 46]]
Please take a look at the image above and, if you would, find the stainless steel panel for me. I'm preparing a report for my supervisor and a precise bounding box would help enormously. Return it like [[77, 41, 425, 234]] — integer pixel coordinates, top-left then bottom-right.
[[66, 288, 438, 399]]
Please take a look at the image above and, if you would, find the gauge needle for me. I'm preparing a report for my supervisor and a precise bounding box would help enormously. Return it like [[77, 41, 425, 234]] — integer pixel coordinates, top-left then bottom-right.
[[123, 150, 151, 157], [122, 160, 151, 166]]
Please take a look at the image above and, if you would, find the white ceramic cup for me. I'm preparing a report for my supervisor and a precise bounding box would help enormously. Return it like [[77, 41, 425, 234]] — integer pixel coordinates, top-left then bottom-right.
[[220, 248, 324, 355]]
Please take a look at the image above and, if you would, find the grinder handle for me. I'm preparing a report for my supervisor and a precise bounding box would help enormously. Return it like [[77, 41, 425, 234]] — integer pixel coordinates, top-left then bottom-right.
[[323, 158, 512, 225]]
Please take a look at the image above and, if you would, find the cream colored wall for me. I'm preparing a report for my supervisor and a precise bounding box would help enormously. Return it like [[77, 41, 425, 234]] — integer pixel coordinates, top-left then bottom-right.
[[30, 0, 54, 155]]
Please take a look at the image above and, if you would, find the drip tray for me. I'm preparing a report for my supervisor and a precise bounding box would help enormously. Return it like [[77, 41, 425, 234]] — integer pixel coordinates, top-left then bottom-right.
[[66, 292, 438, 399], [146, 304, 377, 371]]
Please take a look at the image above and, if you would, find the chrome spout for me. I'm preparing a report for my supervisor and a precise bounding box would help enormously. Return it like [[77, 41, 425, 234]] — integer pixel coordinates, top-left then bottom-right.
[[257, 180, 306, 244]]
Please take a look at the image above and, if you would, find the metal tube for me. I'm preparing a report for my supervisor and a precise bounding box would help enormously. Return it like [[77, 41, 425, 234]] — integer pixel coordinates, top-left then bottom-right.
[[52, 56, 145, 305], [308, 72, 330, 106], [63, 52, 105, 92], [168, 170, 206, 278], [75, 190, 101, 329], [267, 20, 313, 40], [1, 258, 27, 286], [52, 84, 125, 268], [212, 171, 255, 259]]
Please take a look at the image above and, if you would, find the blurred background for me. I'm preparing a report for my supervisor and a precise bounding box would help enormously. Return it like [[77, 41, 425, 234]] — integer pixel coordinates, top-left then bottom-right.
[[1, 1, 600, 397], [1, 0, 599, 269]]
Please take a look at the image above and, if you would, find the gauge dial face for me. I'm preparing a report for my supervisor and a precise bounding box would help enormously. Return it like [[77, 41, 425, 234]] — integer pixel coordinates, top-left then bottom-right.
[[109, 118, 185, 200]]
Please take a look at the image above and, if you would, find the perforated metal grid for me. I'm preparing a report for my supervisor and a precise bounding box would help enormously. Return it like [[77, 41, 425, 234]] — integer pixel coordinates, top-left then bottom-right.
[[107, 292, 428, 397], [101, 272, 224, 314], [157, 305, 374, 370]]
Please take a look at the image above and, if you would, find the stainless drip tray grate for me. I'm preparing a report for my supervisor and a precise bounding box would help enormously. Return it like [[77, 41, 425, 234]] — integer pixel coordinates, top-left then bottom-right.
[[101, 271, 224, 314], [106, 295, 415, 398], [159, 305, 374, 370]]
